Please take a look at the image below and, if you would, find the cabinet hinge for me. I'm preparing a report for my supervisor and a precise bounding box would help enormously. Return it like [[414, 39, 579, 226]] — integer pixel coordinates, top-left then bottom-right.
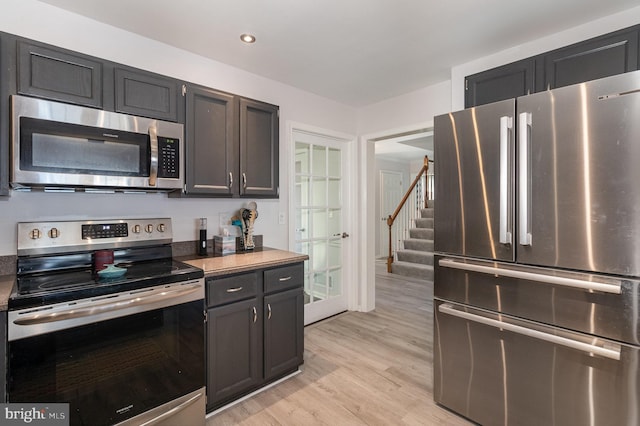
[[204, 310, 208, 322], [182, 84, 187, 96]]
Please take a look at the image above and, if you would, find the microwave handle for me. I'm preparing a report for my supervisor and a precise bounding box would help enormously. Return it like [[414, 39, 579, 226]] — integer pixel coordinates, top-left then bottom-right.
[[149, 125, 158, 187]]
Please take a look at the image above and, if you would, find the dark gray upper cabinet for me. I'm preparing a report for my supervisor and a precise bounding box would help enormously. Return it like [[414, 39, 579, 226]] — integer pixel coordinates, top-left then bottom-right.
[[182, 89, 280, 198], [0, 35, 13, 196], [466, 25, 640, 107], [239, 98, 279, 198], [17, 40, 103, 108], [538, 27, 639, 91], [114, 67, 180, 121], [465, 58, 535, 108], [184, 84, 236, 195]]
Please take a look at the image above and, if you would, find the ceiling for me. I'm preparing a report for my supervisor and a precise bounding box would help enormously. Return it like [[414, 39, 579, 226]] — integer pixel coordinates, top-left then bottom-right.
[[38, 0, 639, 107]]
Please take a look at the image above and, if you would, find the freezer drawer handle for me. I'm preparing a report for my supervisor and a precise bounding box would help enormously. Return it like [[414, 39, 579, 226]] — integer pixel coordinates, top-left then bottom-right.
[[438, 258, 622, 294], [438, 303, 621, 360]]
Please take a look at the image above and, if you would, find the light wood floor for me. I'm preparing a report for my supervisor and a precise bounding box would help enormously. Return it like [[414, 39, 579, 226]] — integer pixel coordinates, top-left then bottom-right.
[[207, 262, 473, 425]]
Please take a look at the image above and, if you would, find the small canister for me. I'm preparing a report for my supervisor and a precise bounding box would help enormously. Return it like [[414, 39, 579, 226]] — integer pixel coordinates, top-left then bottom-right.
[[93, 249, 115, 272]]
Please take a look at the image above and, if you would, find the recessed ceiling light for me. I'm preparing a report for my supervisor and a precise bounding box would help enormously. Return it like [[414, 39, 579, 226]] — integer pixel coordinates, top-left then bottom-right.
[[240, 33, 256, 44]]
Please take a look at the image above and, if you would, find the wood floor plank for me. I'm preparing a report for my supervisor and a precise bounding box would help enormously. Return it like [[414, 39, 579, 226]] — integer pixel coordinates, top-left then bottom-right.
[[207, 261, 473, 425]]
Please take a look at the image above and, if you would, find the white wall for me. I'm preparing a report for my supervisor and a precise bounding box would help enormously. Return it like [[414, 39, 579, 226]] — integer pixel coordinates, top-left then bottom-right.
[[451, 5, 640, 111], [374, 158, 411, 258], [0, 0, 357, 256]]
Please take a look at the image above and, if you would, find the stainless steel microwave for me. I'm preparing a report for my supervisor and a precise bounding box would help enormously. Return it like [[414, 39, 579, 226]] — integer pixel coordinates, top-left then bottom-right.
[[11, 95, 184, 192]]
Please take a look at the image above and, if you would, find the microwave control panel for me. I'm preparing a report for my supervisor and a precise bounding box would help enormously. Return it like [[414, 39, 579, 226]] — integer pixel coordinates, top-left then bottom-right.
[[158, 136, 180, 178]]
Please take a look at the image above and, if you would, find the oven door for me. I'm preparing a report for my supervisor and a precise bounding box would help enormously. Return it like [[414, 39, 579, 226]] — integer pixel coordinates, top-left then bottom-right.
[[8, 280, 205, 426]]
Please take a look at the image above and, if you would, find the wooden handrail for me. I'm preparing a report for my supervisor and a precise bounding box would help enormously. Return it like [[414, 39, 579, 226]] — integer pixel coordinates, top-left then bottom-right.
[[387, 155, 430, 273]]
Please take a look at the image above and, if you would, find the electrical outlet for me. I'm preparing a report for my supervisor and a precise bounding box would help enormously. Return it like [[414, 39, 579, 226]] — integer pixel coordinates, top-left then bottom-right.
[[278, 212, 285, 225]]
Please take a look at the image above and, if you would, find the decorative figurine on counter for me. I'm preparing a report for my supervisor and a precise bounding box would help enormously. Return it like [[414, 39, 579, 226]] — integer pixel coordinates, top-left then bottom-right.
[[239, 201, 258, 250]]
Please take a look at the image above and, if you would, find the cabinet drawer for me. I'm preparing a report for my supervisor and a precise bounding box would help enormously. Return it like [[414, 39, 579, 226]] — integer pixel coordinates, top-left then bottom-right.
[[264, 264, 303, 294], [207, 273, 258, 307]]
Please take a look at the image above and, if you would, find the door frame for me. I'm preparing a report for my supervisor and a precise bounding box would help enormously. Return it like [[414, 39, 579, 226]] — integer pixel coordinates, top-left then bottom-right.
[[286, 121, 358, 319], [360, 121, 434, 312]]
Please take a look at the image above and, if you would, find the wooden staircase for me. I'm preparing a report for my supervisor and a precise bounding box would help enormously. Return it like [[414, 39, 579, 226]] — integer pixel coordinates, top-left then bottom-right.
[[391, 204, 434, 281]]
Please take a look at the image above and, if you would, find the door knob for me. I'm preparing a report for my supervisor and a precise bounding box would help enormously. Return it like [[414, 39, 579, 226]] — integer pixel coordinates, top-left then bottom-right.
[[342, 232, 350, 238]]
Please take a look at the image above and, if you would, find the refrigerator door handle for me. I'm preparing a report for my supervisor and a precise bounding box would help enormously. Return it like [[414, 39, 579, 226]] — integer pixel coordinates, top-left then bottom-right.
[[438, 258, 622, 294], [438, 303, 621, 360], [499, 116, 513, 245], [518, 112, 532, 246]]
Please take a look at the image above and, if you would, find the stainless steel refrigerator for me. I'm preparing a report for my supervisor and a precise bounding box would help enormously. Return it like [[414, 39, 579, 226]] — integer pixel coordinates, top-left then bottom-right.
[[433, 71, 640, 426]]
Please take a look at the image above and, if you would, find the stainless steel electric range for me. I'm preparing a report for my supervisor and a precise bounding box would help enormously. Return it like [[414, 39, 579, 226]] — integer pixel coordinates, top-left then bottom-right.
[[8, 218, 206, 426]]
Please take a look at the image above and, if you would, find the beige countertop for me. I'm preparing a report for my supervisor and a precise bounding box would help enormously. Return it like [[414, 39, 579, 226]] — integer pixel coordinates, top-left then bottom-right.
[[0, 275, 15, 311], [180, 248, 308, 277]]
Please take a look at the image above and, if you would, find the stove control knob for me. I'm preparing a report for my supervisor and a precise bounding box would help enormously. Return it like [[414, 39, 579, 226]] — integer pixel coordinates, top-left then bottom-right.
[[145, 224, 154, 233], [30, 228, 41, 240], [132, 224, 141, 234], [157, 223, 166, 233], [48, 228, 60, 238]]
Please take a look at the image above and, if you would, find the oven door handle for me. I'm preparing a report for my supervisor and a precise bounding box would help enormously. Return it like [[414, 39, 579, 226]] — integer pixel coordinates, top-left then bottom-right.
[[139, 390, 204, 426], [148, 124, 159, 187], [438, 303, 621, 360], [12, 283, 202, 327]]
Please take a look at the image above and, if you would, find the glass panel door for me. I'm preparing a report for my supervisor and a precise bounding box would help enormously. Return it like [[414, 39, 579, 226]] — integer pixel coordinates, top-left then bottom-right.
[[292, 129, 350, 325]]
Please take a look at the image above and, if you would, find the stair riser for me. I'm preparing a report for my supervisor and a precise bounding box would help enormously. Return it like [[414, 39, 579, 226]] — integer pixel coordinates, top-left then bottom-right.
[[392, 263, 434, 281], [421, 207, 434, 218], [404, 239, 433, 251], [397, 251, 434, 265], [415, 218, 434, 228], [409, 228, 433, 240]]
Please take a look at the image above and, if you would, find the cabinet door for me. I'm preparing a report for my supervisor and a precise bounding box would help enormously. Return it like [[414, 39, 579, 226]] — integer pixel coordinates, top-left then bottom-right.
[[264, 288, 303, 380], [0, 35, 13, 196], [465, 58, 536, 108], [239, 98, 279, 198], [115, 68, 179, 121], [185, 85, 237, 195], [207, 298, 261, 408], [17, 41, 103, 108], [539, 27, 639, 91]]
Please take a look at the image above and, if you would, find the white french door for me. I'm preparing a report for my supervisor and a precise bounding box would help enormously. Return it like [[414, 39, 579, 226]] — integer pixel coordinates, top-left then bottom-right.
[[291, 128, 351, 325]]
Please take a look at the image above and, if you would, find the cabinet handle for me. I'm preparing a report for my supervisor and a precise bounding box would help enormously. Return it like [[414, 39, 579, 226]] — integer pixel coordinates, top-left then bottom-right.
[[267, 304, 272, 320], [226, 286, 243, 293], [228, 172, 233, 189], [242, 173, 247, 189], [252, 306, 257, 323], [278, 276, 292, 282]]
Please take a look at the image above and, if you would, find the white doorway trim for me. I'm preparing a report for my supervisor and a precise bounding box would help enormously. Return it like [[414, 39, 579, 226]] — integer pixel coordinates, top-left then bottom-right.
[[359, 121, 434, 312], [286, 121, 360, 316]]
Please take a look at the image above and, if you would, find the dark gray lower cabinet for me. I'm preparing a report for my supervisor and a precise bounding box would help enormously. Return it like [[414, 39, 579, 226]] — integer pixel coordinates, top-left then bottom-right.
[[264, 288, 304, 380], [206, 263, 303, 411], [207, 298, 261, 404], [0, 311, 5, 402]]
